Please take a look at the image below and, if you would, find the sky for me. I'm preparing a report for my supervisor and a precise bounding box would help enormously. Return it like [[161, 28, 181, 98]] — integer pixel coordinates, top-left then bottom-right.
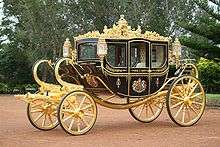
[[0, 1, 3, 25]]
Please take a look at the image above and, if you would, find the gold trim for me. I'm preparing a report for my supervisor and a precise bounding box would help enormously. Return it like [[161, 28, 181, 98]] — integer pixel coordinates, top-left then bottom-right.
[[75, 15, 169, 42]]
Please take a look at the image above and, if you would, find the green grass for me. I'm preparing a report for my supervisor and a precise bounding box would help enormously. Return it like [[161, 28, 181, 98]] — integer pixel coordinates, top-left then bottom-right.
[[206, 93, 220, 99]]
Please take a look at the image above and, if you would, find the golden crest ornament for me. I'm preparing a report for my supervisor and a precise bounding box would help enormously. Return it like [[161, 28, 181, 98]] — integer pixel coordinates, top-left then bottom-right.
[[132, 78, 147, 93]]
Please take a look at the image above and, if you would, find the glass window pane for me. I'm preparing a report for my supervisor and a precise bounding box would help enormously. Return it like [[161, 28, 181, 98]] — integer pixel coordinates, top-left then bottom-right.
[[106, 43, 126, 67], [151, 45, 165, 68], [78, 42, 97, 60], [130, 42, 148, 68]]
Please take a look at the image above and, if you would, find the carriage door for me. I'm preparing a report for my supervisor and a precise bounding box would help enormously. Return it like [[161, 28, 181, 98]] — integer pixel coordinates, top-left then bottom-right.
[[128, 40, 150, 96]]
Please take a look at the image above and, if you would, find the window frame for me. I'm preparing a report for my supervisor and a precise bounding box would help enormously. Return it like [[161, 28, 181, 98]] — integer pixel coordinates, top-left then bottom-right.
[[77, 41, 98, 61], [150, 43, 168, 69], [105, 41, 127, 68], [129, 40, 150, 70]]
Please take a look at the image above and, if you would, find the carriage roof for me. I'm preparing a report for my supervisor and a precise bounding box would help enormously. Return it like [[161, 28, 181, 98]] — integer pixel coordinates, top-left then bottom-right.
[[74, 15, 170, 42]]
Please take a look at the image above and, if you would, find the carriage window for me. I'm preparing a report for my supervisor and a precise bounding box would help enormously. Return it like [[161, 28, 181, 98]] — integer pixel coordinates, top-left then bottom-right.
[[78, 42, 97, 60], [151, 45, 166, 68], [130, 42, 149, 68], [106, 43, 126, 67]]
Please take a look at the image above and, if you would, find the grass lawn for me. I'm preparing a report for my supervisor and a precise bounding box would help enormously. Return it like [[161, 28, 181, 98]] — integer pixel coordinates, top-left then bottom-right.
[[206, 93, 220, 99]]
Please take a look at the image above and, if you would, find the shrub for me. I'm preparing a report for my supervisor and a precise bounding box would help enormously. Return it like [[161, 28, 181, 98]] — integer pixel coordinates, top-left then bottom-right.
[[197, 58, 220, 93]]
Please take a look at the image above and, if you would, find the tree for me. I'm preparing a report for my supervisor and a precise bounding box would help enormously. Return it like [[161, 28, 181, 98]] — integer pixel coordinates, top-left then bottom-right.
[[178, 0, 220, 61], [0, 0, 200, 88]]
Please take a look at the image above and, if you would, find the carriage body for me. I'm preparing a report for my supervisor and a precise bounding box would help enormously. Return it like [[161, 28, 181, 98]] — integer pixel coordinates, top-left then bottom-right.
[[74, 38, 169, 97], [15, 15, 206, 136]]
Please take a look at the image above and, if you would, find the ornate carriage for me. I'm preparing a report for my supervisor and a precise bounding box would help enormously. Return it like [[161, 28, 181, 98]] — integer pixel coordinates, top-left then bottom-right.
[[15, 15, 206, 135]]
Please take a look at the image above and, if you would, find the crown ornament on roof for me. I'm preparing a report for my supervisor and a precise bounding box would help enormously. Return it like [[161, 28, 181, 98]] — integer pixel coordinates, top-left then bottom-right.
[[75, 15, 169, 41]]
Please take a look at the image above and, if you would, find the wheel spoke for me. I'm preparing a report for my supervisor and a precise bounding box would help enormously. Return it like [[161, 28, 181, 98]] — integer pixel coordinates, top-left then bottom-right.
[[186, 78, 192, 95], [80, 117, 89, 127], [31, 102, 43, 108], [186, 106, 191, 122], [132, 105, 141, 111], [188, 83, 198, 96], [67, 100, 76, 110], [154, 103, 162, 109], [31, 109, 42, 113], [181, 79, 186, 94], [79, 96, 86, 109], [34, 112, 44, 122], [190, 92, 203, 99], [174, 103, 184, 118], [182, 106, 186, 123], [81, 104, 92, 110], [68, 118, 75, 130], [171, 95, 184, 101], [174, 87, 184, 97], [63, 114, 73, 122], [48, 114, 54, 126], [145, 104, 148, 118], [84, 112, 94, 117], [192, 101, 203, 106], [77, 119, 81, 132], [138, 104, 145, 118], [189, 105, 198, 115], [62, 109, 73, 114], [42, 114, 46, 127], [149, 104, 155, 115], [171, 101, 183, 109]]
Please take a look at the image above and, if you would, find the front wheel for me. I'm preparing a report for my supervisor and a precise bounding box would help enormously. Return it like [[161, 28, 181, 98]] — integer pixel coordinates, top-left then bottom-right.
[[166, 75, 206, 127], [58, 91, 97, 135], [27, 98, 59, 131]]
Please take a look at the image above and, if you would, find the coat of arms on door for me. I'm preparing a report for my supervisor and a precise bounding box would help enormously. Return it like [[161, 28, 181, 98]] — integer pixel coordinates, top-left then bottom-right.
[[132, 78, 147, 93]]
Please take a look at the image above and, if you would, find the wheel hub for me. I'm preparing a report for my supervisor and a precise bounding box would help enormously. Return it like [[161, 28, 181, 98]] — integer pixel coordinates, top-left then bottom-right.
[[71, 109, 84, 118], [183, 97, 192, 106]]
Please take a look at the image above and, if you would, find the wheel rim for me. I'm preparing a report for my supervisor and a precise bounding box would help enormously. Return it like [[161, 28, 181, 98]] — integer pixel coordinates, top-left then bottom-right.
[[129, 97, 164, 123], [58, 91, 97, 135], [167, 76, 206, 126], [27, 99, 58, 130]]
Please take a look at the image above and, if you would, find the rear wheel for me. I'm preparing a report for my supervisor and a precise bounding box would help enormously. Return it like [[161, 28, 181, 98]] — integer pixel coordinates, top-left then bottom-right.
[[58, 91, 97, 135], [166, 75, 206, 126], [128, 97, 164, 123]]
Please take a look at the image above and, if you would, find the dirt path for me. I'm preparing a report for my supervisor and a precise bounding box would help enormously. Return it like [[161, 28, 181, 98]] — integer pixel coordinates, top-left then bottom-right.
[[0, 95, 220, 147]]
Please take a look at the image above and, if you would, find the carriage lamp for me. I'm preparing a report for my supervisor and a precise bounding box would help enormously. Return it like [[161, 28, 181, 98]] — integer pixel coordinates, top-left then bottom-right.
[[63, 38, 72, 58], [97, 38, 108, 59], [172, 38, 182, 63]]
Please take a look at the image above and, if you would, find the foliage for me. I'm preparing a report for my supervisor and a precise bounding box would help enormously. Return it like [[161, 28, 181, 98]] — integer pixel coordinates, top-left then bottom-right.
[[0, 83, 37, 94], [206, 93, 220, 99], [179, 0, 220, 61], [0, 0, 205, 93], [197, 58, 220, 93]]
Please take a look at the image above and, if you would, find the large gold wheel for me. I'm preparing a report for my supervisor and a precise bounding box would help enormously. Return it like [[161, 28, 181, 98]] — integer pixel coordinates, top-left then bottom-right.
[[128, 97, 164, 123], [166, 75, 206, 127], [27, 98, 59, 131], [58, 91, 97, 135]]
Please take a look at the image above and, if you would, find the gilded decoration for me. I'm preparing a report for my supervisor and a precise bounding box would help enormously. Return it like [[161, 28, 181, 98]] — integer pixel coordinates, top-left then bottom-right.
[[85, 74, 99, 87], [75, 15, 169, 41], [132, 78, 147, 93]]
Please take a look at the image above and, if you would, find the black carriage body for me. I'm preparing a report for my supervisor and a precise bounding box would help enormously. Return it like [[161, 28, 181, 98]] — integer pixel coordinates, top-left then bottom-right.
[[74, 38, 169, 98]]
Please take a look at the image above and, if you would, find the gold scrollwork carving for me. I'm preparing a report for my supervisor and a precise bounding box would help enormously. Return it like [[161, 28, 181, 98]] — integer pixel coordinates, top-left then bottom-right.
[[85, 74, 99, 87], [75, 15, 169, 41]]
